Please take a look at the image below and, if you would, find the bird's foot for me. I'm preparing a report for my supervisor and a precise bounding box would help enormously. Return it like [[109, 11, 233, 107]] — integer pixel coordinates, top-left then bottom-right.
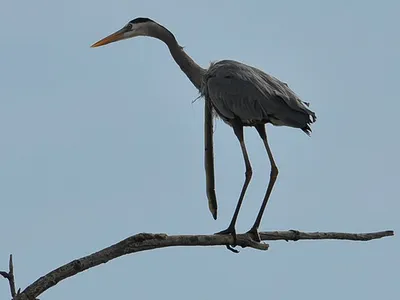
[[246, 227, 261, 243], [215, 226, 237, 245], [215, 226, 239, 253]]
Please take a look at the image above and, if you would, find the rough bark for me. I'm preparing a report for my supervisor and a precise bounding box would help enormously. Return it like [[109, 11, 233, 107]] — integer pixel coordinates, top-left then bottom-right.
[[1, 229, 394, 300]]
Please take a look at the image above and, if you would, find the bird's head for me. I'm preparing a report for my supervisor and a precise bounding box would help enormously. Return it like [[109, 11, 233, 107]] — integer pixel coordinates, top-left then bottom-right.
[[91, 17, 160, 48]]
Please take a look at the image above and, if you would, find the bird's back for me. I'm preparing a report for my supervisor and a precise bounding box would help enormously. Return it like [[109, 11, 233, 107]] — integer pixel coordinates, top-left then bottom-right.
[[201, 60, 316, 134]]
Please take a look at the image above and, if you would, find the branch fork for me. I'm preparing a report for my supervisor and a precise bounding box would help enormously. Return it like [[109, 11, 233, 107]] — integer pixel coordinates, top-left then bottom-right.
[[0, 255, 18, 299]]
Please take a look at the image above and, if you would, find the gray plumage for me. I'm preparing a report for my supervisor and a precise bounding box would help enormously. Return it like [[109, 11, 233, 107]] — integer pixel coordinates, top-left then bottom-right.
[[202, 60, 316, 134], [91, 17, 317, 248]]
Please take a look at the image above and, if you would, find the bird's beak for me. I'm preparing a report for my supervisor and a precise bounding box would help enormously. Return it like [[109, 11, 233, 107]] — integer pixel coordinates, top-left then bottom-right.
[[91, 27, 129, 48]]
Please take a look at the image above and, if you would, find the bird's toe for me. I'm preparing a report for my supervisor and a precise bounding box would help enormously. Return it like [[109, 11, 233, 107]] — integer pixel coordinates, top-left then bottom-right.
[[246, 227, 261, 243]]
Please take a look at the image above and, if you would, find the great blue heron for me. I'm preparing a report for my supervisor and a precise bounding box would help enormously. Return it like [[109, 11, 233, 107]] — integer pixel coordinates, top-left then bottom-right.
[[91, 17, 316, 246]]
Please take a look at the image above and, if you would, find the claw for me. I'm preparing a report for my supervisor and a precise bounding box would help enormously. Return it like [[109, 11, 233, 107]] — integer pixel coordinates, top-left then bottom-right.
[[226, 245, 240, 253]]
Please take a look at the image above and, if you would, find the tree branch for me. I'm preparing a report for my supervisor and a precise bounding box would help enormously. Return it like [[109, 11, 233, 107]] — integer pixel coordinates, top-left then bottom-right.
[[0, 255, 17, 298], [3, 229, 394, 300], [260, 229, 394, 241]]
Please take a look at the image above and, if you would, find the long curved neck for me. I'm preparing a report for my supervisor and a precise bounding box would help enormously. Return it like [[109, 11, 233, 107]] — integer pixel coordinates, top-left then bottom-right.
[[149, 24, 206, 90]]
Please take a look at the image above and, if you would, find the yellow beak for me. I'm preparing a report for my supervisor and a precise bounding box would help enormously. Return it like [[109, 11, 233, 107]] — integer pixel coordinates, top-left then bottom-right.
[[91, 28, 128, 48]]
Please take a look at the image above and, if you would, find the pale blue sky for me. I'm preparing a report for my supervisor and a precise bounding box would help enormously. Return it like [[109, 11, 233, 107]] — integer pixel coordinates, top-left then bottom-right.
[[1, 1, 398, 299]]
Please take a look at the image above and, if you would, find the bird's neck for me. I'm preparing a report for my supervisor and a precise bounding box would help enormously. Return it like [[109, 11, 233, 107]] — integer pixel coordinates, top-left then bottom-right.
[[151, 25, 205, 90]]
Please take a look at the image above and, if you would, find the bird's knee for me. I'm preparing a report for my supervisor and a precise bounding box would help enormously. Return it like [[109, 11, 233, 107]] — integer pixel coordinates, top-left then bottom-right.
[[245, 168, 253, 180], [270, 165, 279, 178]]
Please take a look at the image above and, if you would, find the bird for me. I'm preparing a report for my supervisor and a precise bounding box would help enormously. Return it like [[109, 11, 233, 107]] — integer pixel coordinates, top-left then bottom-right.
[[91, 17, 316, 246]]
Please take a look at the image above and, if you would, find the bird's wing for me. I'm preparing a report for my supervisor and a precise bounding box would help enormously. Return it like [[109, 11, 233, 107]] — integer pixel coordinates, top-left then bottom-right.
[[206, 75, 315, 128], [206, 76, 284, 125], [254, 69, 315, 118]]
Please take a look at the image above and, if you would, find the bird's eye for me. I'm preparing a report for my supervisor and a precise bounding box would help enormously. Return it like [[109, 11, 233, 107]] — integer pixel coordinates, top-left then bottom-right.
[[126, 23, 133, 30]]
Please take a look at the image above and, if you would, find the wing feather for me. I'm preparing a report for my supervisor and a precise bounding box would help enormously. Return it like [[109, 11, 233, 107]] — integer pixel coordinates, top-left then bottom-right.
[[203, 60, 316, 129]]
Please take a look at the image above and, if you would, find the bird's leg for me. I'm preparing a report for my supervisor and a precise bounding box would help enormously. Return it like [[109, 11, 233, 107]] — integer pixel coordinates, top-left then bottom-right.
[[216, 123, 253, 247], [246, 125, 278, 242]]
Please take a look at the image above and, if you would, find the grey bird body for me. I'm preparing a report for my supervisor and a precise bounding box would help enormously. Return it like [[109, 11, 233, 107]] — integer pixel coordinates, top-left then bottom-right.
[[91, 17, 317, 248], [202, 60, 316, 133]]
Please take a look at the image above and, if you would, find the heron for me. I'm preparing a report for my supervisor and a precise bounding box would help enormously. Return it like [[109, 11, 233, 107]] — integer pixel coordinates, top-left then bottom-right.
[[91, 17, 316, 246]]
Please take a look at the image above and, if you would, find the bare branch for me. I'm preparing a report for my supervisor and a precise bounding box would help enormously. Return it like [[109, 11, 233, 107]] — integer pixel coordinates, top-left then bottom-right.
[[6, 229, 394, 300], [0, 271, 9, 279], [260, 229, 394, 241], [1, 254, 17, 298]]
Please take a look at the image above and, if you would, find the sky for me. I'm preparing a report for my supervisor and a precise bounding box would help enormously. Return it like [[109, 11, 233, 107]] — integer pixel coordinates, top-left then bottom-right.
[[1, 1, 399, 299]]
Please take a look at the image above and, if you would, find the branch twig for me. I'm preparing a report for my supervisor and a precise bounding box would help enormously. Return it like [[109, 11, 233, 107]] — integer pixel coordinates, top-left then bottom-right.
[[3, 229, 394, 300], [0, 254, 17, 298]]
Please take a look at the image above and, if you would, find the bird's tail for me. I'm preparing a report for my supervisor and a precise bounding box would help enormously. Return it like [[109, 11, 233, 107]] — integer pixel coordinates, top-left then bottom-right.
[[301, 109, 317, 136]]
